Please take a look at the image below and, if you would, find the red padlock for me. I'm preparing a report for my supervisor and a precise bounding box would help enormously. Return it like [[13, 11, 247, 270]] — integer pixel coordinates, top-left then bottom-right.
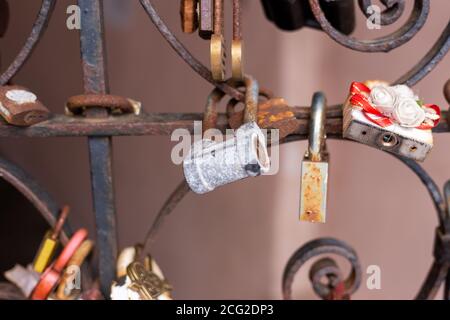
[[30, 229, 88, 300]]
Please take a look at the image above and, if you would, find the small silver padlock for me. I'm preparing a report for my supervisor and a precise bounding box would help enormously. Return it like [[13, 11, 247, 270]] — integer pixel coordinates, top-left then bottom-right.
[[183, 76, 270, 194], [299, 92, 329, 223]]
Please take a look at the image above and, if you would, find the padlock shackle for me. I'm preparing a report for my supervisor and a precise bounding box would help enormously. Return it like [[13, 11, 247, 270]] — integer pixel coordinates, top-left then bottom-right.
[[203, 76, 260, 133], [203, 88, 226, 133], [243, 76, 259, 124], [308, 92, 327, 162]]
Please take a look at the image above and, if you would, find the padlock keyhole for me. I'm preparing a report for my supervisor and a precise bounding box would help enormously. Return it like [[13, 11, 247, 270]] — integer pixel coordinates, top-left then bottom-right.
[[379, 133, 398, 148]]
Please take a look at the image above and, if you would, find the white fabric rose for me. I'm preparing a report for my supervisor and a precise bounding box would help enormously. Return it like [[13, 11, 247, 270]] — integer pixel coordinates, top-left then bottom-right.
[[392, 85, 418, 100], [392, 97, 425, 127], [369, 85, 397, 116]]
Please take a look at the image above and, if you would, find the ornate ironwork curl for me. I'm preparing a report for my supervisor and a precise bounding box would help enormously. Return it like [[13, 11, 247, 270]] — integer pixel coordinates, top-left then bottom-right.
[[0, 0, 55, 85], [309, 0, 430, 52], [282, 238, 362, 300]]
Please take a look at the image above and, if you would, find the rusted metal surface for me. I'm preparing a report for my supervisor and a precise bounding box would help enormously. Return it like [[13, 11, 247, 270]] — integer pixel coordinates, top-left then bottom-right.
[[66, 94, 139, 116], [78, 0, 117, 297], [282, 238, 362, 300], [300, 92, 328, 223], [180, 0, 198, 34], [228, 98, 297, 139], [0, 0, 55, 85], [0, 107, 448, 138], [300, 162, 327, 223]]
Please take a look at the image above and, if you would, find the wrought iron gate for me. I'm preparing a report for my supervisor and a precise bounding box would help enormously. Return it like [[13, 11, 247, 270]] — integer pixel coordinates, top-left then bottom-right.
[[0, 0, 449, 299]]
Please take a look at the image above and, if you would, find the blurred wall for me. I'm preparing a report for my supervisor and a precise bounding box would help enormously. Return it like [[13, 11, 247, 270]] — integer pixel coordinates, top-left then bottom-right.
[[0, 0, 449, 299]]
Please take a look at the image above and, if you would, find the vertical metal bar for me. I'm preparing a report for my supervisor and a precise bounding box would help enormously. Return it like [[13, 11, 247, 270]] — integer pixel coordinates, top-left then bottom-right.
[[78, 0, 117, 297]]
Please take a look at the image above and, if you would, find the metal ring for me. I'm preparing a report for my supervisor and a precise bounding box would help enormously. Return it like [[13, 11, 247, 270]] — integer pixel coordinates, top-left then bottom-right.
[[66, 94, 139, 116]]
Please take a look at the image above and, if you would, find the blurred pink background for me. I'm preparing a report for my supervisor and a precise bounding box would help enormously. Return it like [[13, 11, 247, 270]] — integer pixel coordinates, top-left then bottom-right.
[[1, 0, 449, 299]]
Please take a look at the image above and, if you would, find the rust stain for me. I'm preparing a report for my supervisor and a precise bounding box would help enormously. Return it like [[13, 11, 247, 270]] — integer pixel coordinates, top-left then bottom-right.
[[300, 163, 325, 223]]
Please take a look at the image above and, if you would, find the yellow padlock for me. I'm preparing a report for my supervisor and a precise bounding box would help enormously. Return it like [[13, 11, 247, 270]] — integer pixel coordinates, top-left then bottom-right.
[[33, 206, 69, 273]]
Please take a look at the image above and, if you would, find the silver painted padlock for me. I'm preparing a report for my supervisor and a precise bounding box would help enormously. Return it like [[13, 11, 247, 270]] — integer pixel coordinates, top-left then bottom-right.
[[183, 76, 270, 194], [299, 92, 329, 223]]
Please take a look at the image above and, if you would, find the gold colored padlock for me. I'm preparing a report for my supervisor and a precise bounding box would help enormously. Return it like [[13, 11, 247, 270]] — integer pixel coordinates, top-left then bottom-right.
[[300, 93, 329, 223], [210, 0, 226, 81], [111, 245, 172, 300], [127, 261, 172, 300], [32, 206, 69, 273]]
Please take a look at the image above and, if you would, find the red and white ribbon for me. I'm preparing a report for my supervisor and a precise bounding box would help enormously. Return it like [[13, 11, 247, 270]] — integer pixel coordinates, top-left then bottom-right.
[[348, 82, 440, 130]]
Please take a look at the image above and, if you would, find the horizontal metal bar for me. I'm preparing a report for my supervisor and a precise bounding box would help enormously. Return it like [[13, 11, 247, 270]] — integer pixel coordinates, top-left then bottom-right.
[[0, 109, 447, 138]]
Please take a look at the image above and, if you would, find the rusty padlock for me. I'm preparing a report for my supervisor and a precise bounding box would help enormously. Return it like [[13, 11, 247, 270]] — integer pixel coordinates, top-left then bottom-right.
[[299, 92, 328, 223], [0, 86, 50, 126]]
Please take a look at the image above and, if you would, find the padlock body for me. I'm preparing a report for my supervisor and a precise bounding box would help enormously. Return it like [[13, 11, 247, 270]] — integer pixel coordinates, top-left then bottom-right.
[[0, 86, 50, 126], [33, 231, 58, 273], [183, 122, 270, 194], [300, 160, 328, 223], [343, 100, 433, 162]]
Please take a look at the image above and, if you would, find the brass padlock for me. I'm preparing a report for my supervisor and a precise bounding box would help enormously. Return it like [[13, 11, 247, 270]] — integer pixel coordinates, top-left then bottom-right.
[[127, 262, 172, 300], [299, 92, 328, 223], [111, 245, 172, 300]]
